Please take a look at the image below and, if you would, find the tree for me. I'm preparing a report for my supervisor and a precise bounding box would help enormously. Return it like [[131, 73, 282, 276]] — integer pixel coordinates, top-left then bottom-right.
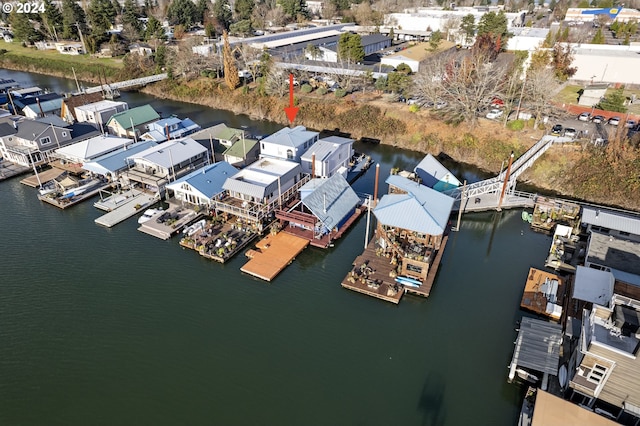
[[459, 14, 475, 46], [40, 0, 63, 41], [230, 19, 253, 36], [87, 0, 117, 36], [388, 27, 394, 41], [524, 66, 560, 128], [591, 28, 605, 44], [61, 0, 87, 40], [305, 43, 321, 60], [279, 0, 309, 20], [167, 0, 198, 27], [476, 10, 509, 50], [551, 44, 576, 81], [396, 63, 411, 74], [429, 30, 443, 51], [597, 88, 627, 113], [234, 0, 254, 21], [9, 12, 42, 44], [195, 0, 209, 24], [386, 72, 411, 95], [223, 30, 239, 89], [338, 32, 364, 63], [577, 0, 590, 7], [121, 0, 142, 37], [212, 0, 232, 31]]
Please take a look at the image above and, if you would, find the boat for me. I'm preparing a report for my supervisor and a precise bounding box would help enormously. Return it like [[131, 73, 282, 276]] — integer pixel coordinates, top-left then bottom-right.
[[395, 276, 422, 288], [558, 364, 568, 390], [183, 219, 206, 236], [521, 211, 533, 223], [138, 208, 164, 224], [38, 180, 58, 196], [516, 368, 540, 384]]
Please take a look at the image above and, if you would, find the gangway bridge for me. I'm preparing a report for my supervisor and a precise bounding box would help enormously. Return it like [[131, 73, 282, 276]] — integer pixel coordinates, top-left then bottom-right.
[[82, 73, 168, 95], [447, 135, 572, 212]]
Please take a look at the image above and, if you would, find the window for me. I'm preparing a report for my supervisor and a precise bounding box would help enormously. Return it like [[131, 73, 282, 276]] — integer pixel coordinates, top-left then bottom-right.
[[40, 136, 51, 145], [587, 364, 608, 385], [261, 143, 265, 150], [286, 149, 294, 160]]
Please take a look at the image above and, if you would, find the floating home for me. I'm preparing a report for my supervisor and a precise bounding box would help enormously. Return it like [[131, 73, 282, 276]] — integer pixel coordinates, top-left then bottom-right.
[[520, 267, 565, 322], [106, 105, 160, 139]]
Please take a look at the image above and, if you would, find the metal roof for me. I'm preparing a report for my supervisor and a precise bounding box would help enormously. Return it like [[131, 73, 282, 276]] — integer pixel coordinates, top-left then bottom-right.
[[126, 137, 207, 169], [74, 99, 127, 113], [261, 126, 318, 149], [140, 130, 167, 142], [512, 317, 562, 375], [586, 231, 640, 283], [384, 174, 454, 231], [223, 138, 258, 157], [223, 158, 301, 199], [414, 154, 461, 191], [301, 174, 360, 229], [22, 98, 63, 114], [573, 266, 614, 306], [301, 136, 353, 162], [190, 123, 244, 144], [582, 206, 640, 236], [166, 161, 238, 199], [0, 122, 16, 137], [55, 135, 133, 162], [108, 104, 159, 128], [374, 193, 450, 235], [82, 141, 157, 176], [13, 93, 63, 109]]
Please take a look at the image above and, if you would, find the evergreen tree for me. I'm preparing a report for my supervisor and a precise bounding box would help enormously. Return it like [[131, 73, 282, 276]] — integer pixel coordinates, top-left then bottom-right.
[[388, 27, 394, 41], [144, 15, 166, 40], [40, 0, 63, 41], [591, 28, 605, 44], [223, 30, 239, 89], [87, 0, 117, 36], [213, 0, 232, 31], [9, 12, 42, 43], [230, 19, 252, 36], [196, 0, 209, 24], [122, 0, 142, 35], [338, 32, 364, 63], [234, 0, 254, 21], [167, 0, 198, 27], [475, 10, 509, 52], [61, 0, 87, 40], [459, 14, 475, 46], [597, 88, 627, 113], [279, 0, 309, 20], [429, 30, 442, 50]]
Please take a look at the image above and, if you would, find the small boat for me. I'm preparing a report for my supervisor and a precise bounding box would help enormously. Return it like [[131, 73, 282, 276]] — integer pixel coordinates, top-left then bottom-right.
[[558, 364, 568, 389], [521, 211, 533, 223], [395, 276, 422, 288], [516, 368, 540, 383], [183, 219, 206, 236], [138, 208, 164, 224]]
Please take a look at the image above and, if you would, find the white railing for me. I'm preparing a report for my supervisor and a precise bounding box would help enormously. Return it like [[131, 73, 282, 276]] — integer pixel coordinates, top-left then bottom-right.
[[84, 73, 168, 94]]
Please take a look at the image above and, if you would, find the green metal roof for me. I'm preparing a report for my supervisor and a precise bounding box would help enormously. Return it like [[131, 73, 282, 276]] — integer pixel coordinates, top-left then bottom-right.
[[223, 138, 258, 157], [108, 104, 160, 128]]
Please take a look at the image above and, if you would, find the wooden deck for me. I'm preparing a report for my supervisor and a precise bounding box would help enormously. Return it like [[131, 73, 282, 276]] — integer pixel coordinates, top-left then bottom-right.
[[180, 219, 260, 263], [37, 182, 111, 209], [341, 233, 449, 304], [280, 205, 366, 248], [520, 267, 565, 321], [138, 203, 203, 240], [240, 232, 309, 281], [20, 167, 65, 187]]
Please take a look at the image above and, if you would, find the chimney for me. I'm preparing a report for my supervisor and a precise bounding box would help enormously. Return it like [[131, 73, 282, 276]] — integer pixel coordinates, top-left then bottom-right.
[[311, 152, 315, 178], [36, 97, 44, 118], [373, 163, 380, 204], [165, 124, 170, 141]]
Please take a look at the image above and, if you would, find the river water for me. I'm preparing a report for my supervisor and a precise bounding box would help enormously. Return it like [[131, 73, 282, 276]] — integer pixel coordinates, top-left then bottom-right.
[[0, 69, 553, 425]]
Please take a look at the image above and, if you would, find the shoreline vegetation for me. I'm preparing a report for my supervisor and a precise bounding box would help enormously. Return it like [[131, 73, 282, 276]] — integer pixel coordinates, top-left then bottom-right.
[[1, 53, 639, 212]]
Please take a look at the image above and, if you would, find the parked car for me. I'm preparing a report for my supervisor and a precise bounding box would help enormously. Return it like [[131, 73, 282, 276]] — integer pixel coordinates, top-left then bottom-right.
[[564, 128, 577, 138], [608, 116, 621, 126], [625, 119, 637, 128], [551, 124, 563, 135], [486, 108, 504, 119], [592, 115, 605, 124], [577, 112, 591, 122]]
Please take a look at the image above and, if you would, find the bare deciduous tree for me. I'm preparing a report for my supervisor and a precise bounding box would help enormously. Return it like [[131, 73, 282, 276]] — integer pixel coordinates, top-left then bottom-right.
[[264, 66, 289, 96], [523, 66, 561, 128]]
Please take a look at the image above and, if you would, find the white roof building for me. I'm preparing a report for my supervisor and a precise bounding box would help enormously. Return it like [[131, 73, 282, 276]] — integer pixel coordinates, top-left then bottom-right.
[[54, 135, 134, 163]]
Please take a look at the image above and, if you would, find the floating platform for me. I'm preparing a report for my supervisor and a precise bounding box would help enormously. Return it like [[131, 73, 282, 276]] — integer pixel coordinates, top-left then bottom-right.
[[180, 219, 260, 263], [240, 232, 309, 281], [341, 234, 448, 304], [95, 191, 159, 228], [520, 267, 565, 322], [137, 204, 203, 240], [1, 161, 37, 182], [37, 181, 111, 209], [19, 167, 65, 187]]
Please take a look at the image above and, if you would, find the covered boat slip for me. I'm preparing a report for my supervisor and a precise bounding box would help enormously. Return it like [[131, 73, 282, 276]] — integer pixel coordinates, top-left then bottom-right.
[[509, 317, 562, 383], [241, 232, 309, 281]]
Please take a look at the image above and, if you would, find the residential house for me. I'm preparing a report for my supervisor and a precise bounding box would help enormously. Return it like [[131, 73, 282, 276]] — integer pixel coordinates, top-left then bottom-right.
[[128, 43, 153, 56], [73, 99, 128, 127], [56, 42, 85, 55], [0, 120, 99, 167], [373, 174, 454, 282], [276, 173, 361, 247], [106, 104, 160, 139], [82, 141, 158, 182], [259, 126, 319, 163], [10, 87, 44, 98], [142, 116, 201, 142], [10, 93, 63, 115], [215, 157, 307, 223], [54, 135, 134, 165], [22, 98, 63, 119], [300, 135, 354, 179], [165, 161, 238, 207], [414, 153, 461, 192], [59, 92, 105, 123], [223, 138, 259, 167], [190, 123, 246, 149], [121, 137, 209, 196]]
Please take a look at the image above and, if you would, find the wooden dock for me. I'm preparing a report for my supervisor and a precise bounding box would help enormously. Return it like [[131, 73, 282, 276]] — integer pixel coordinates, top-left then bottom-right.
[[20, 168, 65, 187], [240, 232, 309, 281], [94, 192, 159, 228], [180, 219, 260, 263], [340, 234, 449, 304], [520, 267, 565, 321], [0, 159, 31, 181], [37, 182, 111, 209]]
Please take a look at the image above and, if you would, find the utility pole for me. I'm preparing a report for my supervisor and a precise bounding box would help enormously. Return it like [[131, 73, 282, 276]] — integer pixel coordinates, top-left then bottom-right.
[[454, 180, 467, 231], [76, 22, 87, 55], [497, 152, 515, 211]]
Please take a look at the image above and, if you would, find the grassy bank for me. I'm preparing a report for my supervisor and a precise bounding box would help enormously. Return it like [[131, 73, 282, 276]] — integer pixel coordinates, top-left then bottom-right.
[[0, 43, 122, 84]]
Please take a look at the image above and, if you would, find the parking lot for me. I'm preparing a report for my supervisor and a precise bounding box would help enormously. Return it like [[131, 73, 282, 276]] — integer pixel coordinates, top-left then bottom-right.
[[544, 111, 637, 144]]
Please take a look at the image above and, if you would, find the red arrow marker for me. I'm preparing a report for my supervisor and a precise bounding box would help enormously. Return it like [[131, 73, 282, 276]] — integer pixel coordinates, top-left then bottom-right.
[[284, 73, 299, 124]]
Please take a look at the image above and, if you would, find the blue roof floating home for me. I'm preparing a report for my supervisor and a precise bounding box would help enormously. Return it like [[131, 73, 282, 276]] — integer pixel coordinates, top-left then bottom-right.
[[165, 161, 238, 207]]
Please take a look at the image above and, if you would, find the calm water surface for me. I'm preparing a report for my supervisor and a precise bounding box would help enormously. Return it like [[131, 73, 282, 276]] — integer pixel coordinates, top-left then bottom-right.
[[0, 69, 552, 425]]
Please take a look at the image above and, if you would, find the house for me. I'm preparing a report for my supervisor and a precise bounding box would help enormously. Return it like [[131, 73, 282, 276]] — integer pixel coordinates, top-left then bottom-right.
[[59, 92, 105, 123], [190, 123, 246, 149], [106, 105, 160, 138], [578, 84, 609, 107], [259, 126, 319, 163], [128, 43, 153, 56], [55, 42, 85, 55], [373, 174, 454, 282], [222, 138, 259, 167], [54, 135, 134, 164], [215, 157, 307, 223], [82, 141, 158, 181], [10, 93, 63, 115], [142, 116, 201, 142], [121, 137, 209, 196], [414, 153, 461, 192], [276, 173, 361, 247], [22, 98, 63, 119], [165, 161, 238, 207], [300, 135, 354, 179], [10, 87, 44, 98], [0, 120, 99, 167], [73, 99, 128, 126]]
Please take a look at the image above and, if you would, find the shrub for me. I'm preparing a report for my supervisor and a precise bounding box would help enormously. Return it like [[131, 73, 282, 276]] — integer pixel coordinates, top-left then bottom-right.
[[317, 87, 328, 95], [335, 89, 347, 98], [301, 83, 313, 93], [506, 120, 525, 131], [409, 104, 420, 113]]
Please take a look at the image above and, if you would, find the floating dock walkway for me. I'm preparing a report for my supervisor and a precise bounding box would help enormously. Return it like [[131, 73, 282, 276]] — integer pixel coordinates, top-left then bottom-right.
[[94, 190, 159, 228], [241, 232, 309, 281]]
